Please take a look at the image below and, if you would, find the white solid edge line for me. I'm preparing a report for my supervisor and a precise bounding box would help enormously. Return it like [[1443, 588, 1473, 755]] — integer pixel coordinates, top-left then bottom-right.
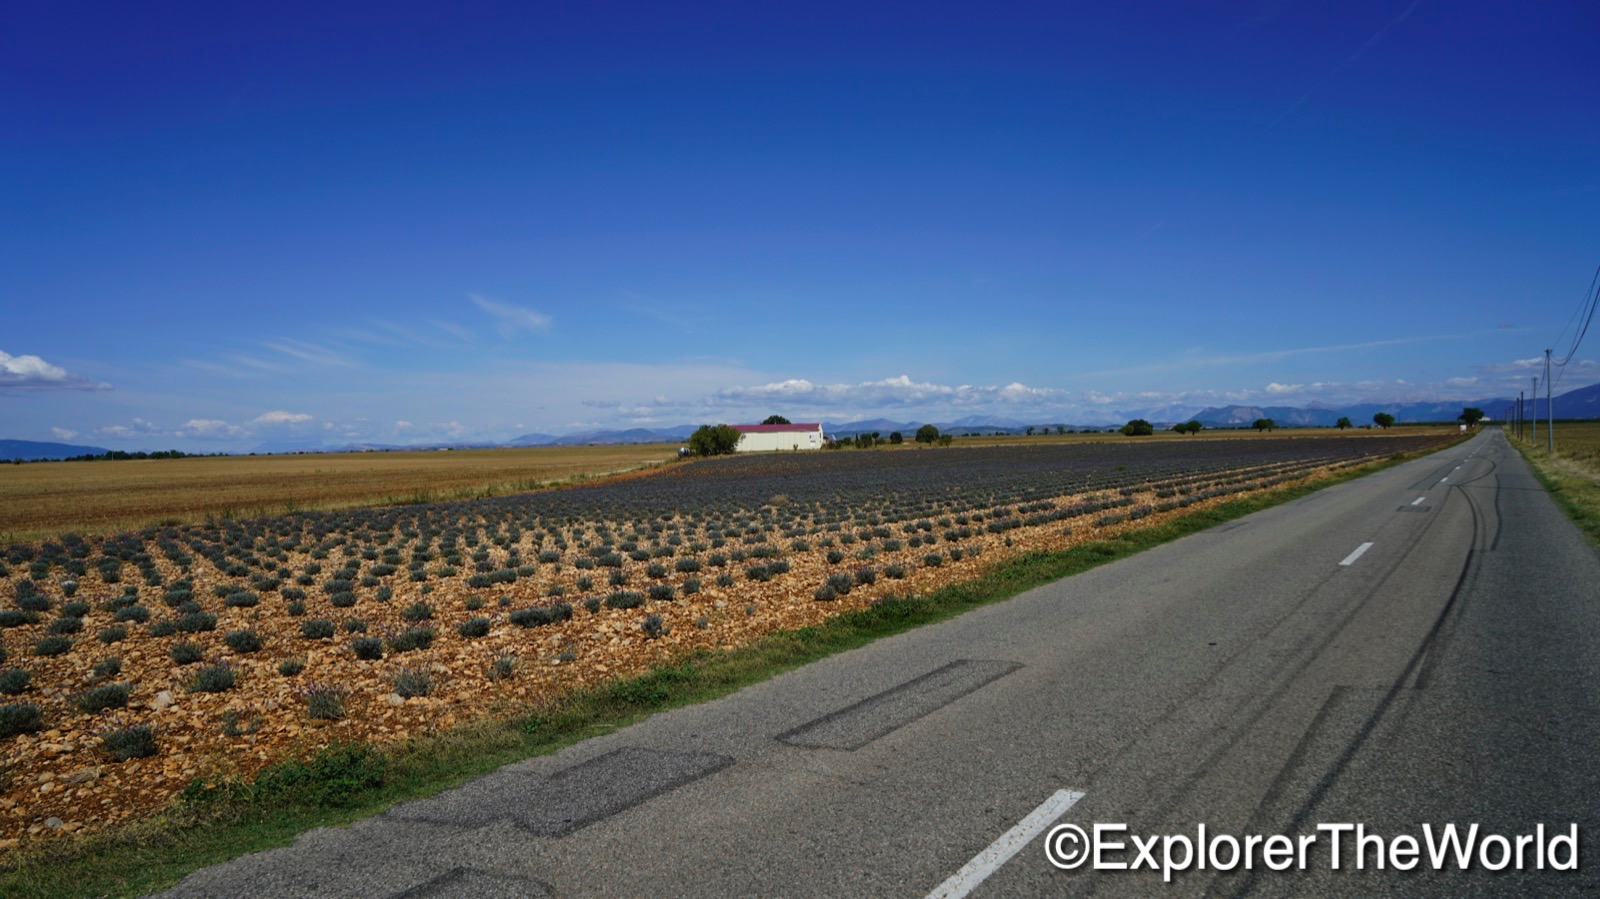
[[925, 789, 1087, 899], [1339, 542, 1374, 566], [1411, 497, 1425, 506]]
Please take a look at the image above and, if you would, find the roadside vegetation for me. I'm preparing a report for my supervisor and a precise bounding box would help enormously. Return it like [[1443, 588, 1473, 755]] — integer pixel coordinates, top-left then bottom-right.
[[1511, 421, 1600, 549]]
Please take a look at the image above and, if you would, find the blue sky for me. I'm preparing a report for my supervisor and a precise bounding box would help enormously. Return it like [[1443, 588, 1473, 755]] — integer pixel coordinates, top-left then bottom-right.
[[4, 1, 1597, 451]]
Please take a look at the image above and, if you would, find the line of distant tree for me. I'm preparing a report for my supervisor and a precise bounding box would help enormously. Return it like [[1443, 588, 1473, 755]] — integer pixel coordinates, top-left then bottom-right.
[[71, 450, 194, 461], [8, 449, 203, 465], [826, 425, 954, 449]]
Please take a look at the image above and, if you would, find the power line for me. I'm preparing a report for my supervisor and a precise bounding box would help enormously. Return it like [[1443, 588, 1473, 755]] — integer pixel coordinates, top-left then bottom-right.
[[1550, 264, 1594, 357], [1551, 263, 1600, 388]]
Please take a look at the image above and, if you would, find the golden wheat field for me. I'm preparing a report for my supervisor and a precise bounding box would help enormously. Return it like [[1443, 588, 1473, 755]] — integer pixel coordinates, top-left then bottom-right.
[[0, 445, 680, 541]]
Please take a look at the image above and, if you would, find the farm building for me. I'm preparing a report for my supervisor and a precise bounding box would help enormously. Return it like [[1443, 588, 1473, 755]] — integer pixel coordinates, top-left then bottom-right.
[[732, 422, 824, 452]]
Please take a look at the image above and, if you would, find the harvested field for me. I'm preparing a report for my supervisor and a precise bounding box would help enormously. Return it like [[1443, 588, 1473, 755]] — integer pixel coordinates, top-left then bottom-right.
[[0, 445, 680, 541], [0, 432, 1457, 847]]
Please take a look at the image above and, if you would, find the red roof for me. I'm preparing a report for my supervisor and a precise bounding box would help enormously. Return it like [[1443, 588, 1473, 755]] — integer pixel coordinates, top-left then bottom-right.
[[731, 423, 822, 433]]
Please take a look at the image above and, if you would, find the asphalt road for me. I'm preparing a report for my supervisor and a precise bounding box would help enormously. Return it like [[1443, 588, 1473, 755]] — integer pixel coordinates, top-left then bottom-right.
[[155, 429, 1600, 898]]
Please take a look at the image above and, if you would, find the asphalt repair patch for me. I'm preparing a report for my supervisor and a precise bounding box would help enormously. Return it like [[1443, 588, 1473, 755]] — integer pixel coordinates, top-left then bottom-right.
[[778, 659, 1023, 751], [386, 747, 734, 837]]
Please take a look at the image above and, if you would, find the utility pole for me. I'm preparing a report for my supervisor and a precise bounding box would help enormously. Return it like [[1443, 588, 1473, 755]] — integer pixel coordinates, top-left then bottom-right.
[[1546, 348, 1554, 453], [1518, 390, 1524, 441], [1532, 377, 1540, 444]]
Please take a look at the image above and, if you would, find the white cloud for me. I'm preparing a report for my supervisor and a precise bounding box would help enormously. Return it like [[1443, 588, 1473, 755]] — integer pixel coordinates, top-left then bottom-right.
[[1476, 357, 1548, 375], [335, 318, 480, 353], [1080, 331, 1480, 382], [262, 339, 357, 368], [998, 382, 1057, 402], [226, 354, 286, 373], [699, 369, 1575, 425], [472, 295, 552, 336], [50, 427, 78, 440], [704, 377, 1248, 425], [430, 320, 477, 342], [2, 351, 65, 382], [0, 350, 110, 390], [715, 374, 1069, 410], [253, 410, 314, 425], [1476, 357, 1596, 376], [99, 418, 163, 438], [178, 418, 245, 438], [580, 395, 683, 418], [1235, 372, 1586, 408], [388, 420, 470, 440]]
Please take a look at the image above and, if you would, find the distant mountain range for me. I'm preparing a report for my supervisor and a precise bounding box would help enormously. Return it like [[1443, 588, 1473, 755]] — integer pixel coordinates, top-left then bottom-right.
[[520, 426, 701, 446], [9, 383, 1599, 459], [0, 439, 112, 461], [1187, 381, 1600, 428]]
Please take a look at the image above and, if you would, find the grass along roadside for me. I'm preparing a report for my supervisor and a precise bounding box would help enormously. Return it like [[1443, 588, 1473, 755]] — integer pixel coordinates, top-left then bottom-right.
[[0, 439, 1457, 898], [1508, 422, 1600, 549]]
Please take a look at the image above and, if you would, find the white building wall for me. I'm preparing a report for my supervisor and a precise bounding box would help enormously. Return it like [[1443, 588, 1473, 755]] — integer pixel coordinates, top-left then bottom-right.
[[735, 427, 824, 452]]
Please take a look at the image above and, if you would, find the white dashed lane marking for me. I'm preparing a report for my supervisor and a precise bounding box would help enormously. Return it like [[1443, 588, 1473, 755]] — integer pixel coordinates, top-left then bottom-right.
[[924, 789, 1086, 899], [1339, 543, 1374, 566]]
